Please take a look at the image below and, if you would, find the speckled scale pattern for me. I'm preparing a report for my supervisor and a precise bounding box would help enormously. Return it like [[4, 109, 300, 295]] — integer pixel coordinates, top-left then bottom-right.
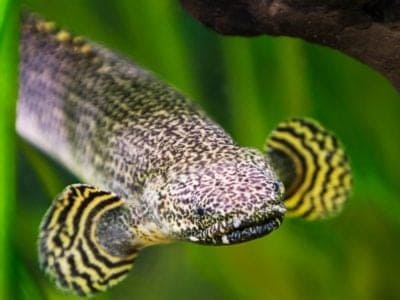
[[19, 14, 237, 198], [19, 14, 282, 295], [18, 13, 284, 246]]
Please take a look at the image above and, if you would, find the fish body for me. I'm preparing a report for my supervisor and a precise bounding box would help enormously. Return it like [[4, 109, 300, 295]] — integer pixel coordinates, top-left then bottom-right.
[[17, 13, 352, 296]]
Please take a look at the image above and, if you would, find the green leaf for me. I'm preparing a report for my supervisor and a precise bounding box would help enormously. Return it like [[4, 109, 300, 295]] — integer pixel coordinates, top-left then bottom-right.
[[0, 1, 18, 299]]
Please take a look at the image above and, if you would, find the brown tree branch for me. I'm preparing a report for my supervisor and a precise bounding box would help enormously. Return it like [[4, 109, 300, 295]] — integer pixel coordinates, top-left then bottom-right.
[[180, 0, 400, 91]]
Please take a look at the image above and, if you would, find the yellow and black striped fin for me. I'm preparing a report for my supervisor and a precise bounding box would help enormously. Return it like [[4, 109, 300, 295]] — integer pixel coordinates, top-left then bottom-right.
[[38, 184, 138, 296], [265, 118, 352, 220]]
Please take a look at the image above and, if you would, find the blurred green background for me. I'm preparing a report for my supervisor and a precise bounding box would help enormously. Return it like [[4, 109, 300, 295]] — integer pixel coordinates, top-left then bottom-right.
[[1, 0, 400, 299]]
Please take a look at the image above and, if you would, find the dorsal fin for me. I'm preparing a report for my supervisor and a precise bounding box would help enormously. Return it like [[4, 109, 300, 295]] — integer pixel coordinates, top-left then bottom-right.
[[265, 118, 352, 220]]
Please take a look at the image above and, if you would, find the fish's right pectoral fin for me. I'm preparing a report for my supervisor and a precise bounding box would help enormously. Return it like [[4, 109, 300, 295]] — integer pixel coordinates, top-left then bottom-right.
[[39, 184, 138, 296], [265, 118, 352, 220]]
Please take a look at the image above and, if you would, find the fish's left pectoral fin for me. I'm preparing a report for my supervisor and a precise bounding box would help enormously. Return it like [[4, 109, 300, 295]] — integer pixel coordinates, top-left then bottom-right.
[[38, 184, 138, 296], [265, 118, 353, 220]]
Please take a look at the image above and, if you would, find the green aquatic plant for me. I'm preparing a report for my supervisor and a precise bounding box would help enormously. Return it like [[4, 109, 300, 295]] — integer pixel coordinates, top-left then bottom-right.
[[0, 1, 17, 299]]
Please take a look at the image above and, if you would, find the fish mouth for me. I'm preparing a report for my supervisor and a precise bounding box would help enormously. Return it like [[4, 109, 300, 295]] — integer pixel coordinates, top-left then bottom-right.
[[189, 204, 285, 245]]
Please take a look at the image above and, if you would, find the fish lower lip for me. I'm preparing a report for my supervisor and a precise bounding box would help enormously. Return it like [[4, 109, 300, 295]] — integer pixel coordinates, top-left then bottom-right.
[[223, 217, 282, 244], [195, 213, 284, 245]]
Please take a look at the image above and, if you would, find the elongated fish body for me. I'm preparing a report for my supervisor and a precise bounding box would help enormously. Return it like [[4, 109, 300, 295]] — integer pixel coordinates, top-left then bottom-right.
[[18, 13, 352, 296], [19, 15, 235, 200]]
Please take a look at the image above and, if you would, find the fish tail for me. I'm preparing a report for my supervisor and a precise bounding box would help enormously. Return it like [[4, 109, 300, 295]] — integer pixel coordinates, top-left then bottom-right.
[[265, 118, 352, 220], [38, 184, 138, 296]]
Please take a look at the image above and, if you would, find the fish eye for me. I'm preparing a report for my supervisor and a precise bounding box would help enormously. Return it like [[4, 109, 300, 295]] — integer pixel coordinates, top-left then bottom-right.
[[196, 207, 205, 217], [273, 181, 281, 193]]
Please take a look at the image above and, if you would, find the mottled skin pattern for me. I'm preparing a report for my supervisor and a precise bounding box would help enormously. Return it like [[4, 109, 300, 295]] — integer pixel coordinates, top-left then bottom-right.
[[18, 14, 285, 251]]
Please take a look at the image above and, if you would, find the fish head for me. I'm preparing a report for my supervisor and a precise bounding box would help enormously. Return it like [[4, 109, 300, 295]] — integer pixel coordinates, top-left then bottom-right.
[[145, 147, 286, 245]]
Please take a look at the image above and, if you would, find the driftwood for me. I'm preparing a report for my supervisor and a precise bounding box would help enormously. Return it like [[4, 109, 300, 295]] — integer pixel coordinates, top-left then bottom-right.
[[180, 0, 400, 91]]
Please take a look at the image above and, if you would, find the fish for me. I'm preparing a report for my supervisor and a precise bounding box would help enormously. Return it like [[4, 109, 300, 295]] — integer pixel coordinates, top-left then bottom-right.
[[17, 12, 352, 296]]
